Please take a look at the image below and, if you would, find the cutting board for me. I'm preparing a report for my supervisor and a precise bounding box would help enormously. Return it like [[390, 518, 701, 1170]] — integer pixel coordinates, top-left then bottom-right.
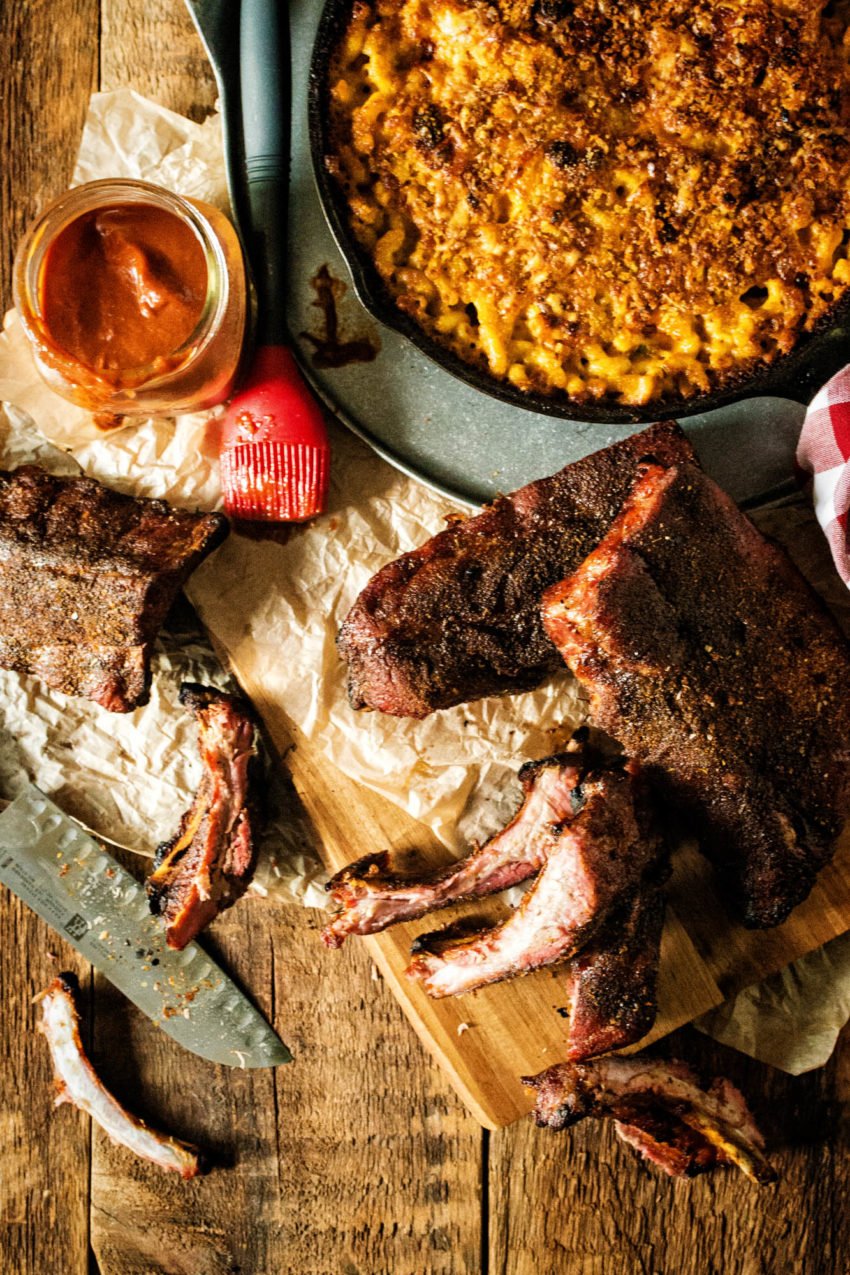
[[193, 621, 850, 1130]]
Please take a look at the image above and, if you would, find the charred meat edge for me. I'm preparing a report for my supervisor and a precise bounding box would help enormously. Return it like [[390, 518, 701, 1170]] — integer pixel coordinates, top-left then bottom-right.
[[147, 683, 261, 950], [337, 422, 696, 718], [322, 739, 590, 947], [407, 762, 662, 998], [37, 974, 203, 1179], [524, 1055, 776, 1184]]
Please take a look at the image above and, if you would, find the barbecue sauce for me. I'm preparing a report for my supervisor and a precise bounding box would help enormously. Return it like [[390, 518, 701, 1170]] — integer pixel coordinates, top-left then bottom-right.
[[39, 204, 208, 377]]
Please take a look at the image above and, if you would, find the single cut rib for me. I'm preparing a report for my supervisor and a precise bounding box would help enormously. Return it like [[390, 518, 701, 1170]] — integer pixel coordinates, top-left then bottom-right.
[[565, 876, 666, 1062], [338, 422, 695, 717], [322, 746, 588, 947], [542, 461, 850, 928], [38, 974, 202, 1178], [147, 683, 261, 949], [524, 1055, 776, 1183], [0, 465, 227, 711], [407, 763, 661, 997]]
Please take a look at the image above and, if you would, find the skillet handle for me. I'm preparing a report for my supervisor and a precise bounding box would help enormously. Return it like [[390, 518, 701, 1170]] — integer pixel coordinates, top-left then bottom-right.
[[184, 0, 247, 242], [240, 0, 290, 345]]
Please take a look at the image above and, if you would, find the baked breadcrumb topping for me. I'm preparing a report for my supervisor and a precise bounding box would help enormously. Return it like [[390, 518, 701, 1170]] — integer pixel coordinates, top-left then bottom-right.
[[326, 0, 850, 405]]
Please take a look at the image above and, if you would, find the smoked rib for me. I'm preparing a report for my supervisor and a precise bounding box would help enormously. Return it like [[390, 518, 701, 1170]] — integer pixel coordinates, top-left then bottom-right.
[[338, 422, 695, 717], [147, 684, 261, 949], [0, 465, 226, 711], [543, 461, 850, 928], [525, 1055, 776, 1183], [322, 747, 587, 947]]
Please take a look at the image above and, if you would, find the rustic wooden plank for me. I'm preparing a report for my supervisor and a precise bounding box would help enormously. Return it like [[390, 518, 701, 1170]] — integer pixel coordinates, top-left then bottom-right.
[[0, 0, 97, 309], [489, 1024, 850, 1275], [100, 0, 217, 122], [270, 895, 482, 1275], [87, 869, 482, 1275], [88, 885, 283, 1275], [0, 905, 93, 1275], [1, 3, 98, 1274]]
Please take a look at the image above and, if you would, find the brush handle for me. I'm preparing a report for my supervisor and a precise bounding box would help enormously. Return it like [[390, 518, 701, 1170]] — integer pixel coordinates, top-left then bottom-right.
[[240, 0, 290, 345]]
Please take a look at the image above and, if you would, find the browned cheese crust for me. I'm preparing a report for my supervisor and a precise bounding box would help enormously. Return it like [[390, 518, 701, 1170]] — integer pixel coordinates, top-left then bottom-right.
[[326, 0, 850, 405], [0, 466, 227, 712]]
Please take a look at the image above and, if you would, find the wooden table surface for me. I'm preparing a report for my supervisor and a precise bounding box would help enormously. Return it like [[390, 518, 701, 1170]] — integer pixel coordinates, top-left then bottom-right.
[[3, 5, 850, 1273]]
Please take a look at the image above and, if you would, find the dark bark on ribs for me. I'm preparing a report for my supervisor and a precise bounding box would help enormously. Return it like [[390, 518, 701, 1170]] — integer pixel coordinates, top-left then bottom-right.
[[147, 683, 261, 949], [338, 422, 695, 717], [0, 465, 227, 711], [542, 461, 850, 928], [565, 876, 666, 1062], [322, 745, 589, 948], [524, 1055, 776, 1183], [407, 762, 663, 998]]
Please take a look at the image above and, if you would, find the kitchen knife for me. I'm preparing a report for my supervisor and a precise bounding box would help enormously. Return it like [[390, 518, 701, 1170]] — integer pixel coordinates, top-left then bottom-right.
[[0, 784, 291, 1068]]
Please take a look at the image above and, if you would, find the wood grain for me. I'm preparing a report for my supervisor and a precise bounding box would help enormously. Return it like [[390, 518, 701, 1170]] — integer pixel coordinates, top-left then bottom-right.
[[0, 0, 97, 310], [100, 0, 217, 122], [1, 4, 96, 1274], [0, 910, 93, 1275], [86, 876, 482, 1275], [5, 2, 850, 1273], [490, 1026, 850, 1275]]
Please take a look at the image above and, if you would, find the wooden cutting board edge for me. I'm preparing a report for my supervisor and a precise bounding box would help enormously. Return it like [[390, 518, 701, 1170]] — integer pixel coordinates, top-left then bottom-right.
[[206, 634, 850, 1129]]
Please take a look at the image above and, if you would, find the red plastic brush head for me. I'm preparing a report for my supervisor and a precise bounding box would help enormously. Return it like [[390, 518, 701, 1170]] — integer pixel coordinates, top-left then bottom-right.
[[220, 345, 330, 522]]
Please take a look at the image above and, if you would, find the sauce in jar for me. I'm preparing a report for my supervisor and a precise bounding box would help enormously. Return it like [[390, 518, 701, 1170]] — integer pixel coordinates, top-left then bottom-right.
[[14, 180, 248, 416], [40, 204, 209, 376]]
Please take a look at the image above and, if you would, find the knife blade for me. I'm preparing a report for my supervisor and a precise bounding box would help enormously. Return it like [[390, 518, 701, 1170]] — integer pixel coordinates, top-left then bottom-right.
[[0, 784, 291, 1068]]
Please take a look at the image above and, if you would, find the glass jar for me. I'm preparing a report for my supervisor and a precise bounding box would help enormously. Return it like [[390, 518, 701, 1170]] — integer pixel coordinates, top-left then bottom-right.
[[13, 178, 248, 417]]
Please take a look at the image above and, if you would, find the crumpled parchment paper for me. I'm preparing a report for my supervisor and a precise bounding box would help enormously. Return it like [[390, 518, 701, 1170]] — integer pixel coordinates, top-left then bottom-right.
[[2, 88, 850, 1072]]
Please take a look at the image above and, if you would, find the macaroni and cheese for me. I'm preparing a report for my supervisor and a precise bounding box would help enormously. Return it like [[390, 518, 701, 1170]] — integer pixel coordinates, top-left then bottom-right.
[[325, 0, 850, 406]]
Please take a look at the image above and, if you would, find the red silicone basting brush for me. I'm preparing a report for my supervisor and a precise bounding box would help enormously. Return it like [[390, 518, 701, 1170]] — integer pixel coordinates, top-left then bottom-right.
[[212, 0, 330, 521]]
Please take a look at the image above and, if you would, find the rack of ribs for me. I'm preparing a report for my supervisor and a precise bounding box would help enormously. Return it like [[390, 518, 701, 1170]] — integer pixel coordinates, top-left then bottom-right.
[[0, 465, 227, 711], [323, 735, 667, 1059], [147, 683, 262, 949], [322, 736, 590, 948], [407, 757, 664, 999], [543, 461, 850, 928], [524, 1055, 776, 1183], [337, 422, 696, 717]]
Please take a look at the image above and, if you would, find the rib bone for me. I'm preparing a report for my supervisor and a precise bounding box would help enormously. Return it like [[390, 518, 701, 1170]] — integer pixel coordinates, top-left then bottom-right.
[[38, 975, 202, 1179]]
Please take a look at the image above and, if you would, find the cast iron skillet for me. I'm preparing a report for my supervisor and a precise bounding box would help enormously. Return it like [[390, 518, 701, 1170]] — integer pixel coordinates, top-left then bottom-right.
[[308, 0, 850, 425]]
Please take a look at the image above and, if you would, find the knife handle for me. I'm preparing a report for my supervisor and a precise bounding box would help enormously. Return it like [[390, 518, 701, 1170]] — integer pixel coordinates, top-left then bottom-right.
[[240, 0, 290, 346]]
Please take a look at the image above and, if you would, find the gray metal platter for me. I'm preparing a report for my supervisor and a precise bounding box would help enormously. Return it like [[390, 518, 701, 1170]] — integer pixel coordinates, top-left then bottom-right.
[[288, 0, 807, 511]]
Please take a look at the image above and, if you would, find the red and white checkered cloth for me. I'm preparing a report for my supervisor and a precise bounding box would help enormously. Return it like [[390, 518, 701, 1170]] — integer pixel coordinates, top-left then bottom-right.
[[797, 367, 850, 587]]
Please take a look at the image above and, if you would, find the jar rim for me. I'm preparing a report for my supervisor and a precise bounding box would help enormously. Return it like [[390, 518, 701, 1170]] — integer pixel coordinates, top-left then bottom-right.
[[13, 178, 230, 394]]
